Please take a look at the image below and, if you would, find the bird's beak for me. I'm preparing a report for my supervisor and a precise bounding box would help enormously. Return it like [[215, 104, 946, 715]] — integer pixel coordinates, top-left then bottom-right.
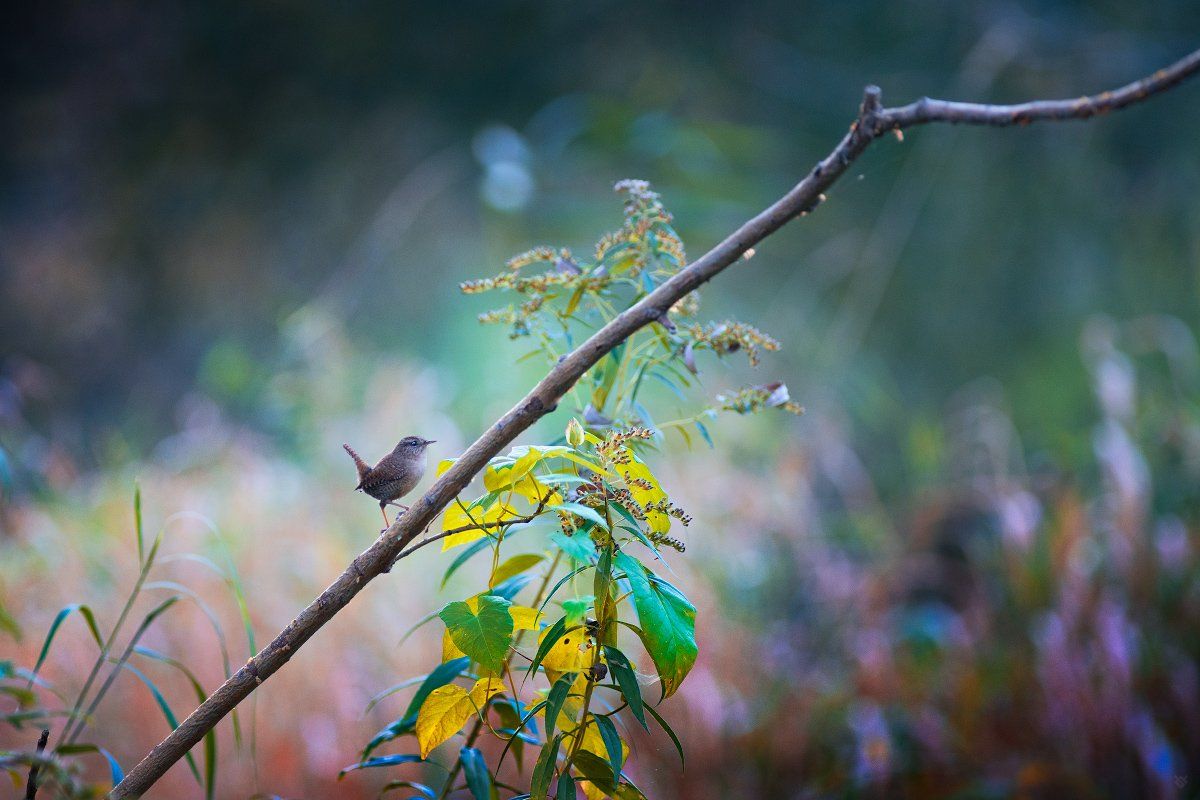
[[425, 439, 437, 445]]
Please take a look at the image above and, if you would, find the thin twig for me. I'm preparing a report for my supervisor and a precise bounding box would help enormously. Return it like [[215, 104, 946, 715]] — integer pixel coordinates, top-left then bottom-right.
[[108, 46, 1200, 799], [24, 729, 49, 800]]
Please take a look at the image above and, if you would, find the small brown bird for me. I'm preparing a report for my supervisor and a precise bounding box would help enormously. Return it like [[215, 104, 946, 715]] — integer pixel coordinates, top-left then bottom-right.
[[343, 436, 435, 527]]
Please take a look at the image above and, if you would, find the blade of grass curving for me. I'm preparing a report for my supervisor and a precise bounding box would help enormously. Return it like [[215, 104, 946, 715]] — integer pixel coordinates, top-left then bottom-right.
[[27, 604, 103, 690], [106, 660, 203, 786], [364, 674, 431, 715], [160, 511, 258, 750], [57, 525, 164, 748], [395, 609, 441, 651], [134, 484, 145, 567], [133, 646, 219, 796], [64, 595, 181, 747], [143, 581, 233, 686]]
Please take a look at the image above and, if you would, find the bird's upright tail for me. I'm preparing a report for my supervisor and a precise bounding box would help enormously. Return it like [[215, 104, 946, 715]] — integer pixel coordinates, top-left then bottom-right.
[[343, 443, 371, 484]]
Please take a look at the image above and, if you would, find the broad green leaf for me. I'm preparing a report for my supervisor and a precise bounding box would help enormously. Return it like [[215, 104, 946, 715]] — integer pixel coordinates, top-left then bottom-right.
[[601, 645, 645, 730], [440, 595, 514, 673], [415, 677, 503, 758], [557, 772, 575, 800], [613, 552, 696, 698]]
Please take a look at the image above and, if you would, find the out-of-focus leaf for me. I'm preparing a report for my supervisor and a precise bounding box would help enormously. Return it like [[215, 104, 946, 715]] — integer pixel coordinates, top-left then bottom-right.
[[459, 746, 492, 800], [338, 754, 423, 779], [57, 743, 124, 787], [491, 553, 546, 588], [551, 531, 595, 563], [378, 779, 436, 798], [613, 552, 696, 698], [441, 537, 495, 588]]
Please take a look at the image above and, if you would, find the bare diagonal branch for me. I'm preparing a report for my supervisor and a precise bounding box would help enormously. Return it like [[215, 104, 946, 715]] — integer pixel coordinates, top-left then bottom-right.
[[109, 46, 1200, 799]]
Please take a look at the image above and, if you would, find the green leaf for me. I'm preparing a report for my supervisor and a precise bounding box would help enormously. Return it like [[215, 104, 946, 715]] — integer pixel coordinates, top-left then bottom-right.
[[338, 754, 423, 778], [556, 771, 575, 800], [492, 553, 547, 588], [601, 645, 645, 730], [613, 551, 697, 698], [364, 658, 470, 756], [592, 713, 623, 785], [568, 750, 617, 794], [644, 703, 685, 768], [694, 420, 714, 448], [439, 596, 514, 674], [133, 483, 144, 566], [113, 660, 204, 787], [544, 672, 577, 742], [550, 531, 595, 564], [549, 503, 608, 531], [526, 616, 568, 677], [460, 746, 492, 800], [561, 598, 591, 627], [530, 734, 562, 800]]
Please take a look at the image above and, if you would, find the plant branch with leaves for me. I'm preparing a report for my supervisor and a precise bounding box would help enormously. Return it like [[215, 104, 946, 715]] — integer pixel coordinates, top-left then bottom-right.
[[102, 46, 1200, 799]]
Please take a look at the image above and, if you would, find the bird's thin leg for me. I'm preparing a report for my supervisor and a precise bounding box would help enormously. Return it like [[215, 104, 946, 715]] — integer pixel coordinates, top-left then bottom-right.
[[386, 501, 410, 514], [380, 504, 390, 528]]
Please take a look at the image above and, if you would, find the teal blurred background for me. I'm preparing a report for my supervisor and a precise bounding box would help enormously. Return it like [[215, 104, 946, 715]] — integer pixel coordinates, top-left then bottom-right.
[[3, 2, 1200, 798]]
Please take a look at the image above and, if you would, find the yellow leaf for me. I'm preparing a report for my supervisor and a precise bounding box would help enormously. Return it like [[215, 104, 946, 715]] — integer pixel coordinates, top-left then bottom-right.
[[510, 605, 542, 631], [623, 451, 669, 534], [415, 677, 503, 758], [441, 499, 524, 550], [540, 625, 591, 673], [436, 458, 457, 477]]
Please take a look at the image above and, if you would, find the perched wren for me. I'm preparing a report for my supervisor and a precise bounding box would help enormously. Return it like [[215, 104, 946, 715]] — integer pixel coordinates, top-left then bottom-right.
[[343, 436, 435, 527]]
